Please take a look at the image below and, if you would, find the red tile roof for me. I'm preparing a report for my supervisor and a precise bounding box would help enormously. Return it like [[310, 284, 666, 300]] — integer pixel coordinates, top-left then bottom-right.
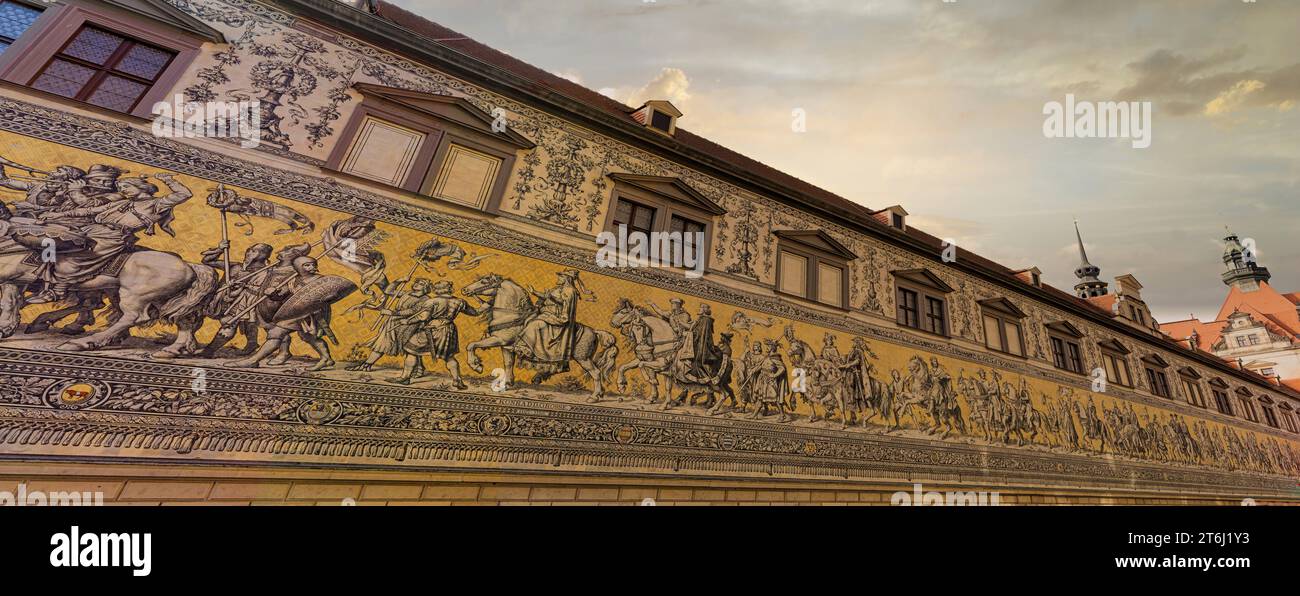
[[1161, 317, 1226, 353], [1085, 293, 1117, 314]]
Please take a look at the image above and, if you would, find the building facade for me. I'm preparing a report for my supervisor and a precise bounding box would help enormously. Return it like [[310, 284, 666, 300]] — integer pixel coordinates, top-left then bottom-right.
[[1164, 231, 1300, 418], [0, 0, 1296, 505]]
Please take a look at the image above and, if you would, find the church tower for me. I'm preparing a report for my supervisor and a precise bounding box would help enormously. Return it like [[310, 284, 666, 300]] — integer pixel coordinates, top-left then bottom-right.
[[1072, 221, 1109, 299], [1222, 228, 1271, 292]]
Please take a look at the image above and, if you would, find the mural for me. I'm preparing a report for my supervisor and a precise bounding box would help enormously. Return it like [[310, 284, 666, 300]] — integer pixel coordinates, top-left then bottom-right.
[[0, 0, 1292, 497], [0, 135, 1297, 483]]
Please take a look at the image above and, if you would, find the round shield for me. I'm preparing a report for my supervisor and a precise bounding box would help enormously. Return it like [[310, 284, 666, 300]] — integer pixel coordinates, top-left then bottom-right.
[[272, 275, 356, 322]]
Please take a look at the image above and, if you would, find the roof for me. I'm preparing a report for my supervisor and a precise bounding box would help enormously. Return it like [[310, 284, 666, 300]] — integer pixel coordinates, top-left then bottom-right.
[[1215, 282, 1300, 338], [1162, 317, 1226, 352], [1162, 282, 1300, 353], [1086, 294, 1117, 314]]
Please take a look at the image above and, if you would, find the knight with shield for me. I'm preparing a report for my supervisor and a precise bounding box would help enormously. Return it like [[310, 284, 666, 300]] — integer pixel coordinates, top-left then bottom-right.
[[230, 256, 356, 371]]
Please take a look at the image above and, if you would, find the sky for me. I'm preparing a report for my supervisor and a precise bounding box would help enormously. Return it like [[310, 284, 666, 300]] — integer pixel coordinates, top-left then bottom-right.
[[392, 0, 1300, 324]]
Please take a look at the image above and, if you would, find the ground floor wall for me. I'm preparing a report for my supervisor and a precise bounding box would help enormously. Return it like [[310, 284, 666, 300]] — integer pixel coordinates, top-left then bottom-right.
[[0, 96, 1297, 504], [0, 461, 1291, 506]]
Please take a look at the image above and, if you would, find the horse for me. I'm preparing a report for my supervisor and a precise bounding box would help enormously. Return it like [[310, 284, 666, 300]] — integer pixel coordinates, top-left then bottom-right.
[[461, 273, 618, 403], [0, 241, 217, 358], [895, 356, 935, 431], [609, 298, 730, 409]]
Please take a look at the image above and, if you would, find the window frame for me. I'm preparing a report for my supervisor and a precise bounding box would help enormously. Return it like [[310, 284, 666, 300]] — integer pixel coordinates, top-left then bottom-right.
[[1178, 368, 1207, 408], [1259, 397, 1279, 428], [979, 298, 1027, 358], [600, 174, 723, 275], [0, 2, 213, 119], [1142, 355, 1172, 398], [29, 23, 176, 113], [892, 270, 952, 337], [1279, 404, 1297, 433], [1044, 321, 1084, 374], [0, 0, 44, 49], [1098, 340, 1133, 388], [611, 197, 658, 238], [1237, 388, 1259, 423], [325, 85, 530, 211], [1209, 379, 1233, 416], [775, 231, 855, 310]]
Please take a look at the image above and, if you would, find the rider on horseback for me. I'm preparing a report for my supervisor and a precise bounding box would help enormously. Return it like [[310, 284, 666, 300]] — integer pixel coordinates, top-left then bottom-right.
[[28, 172, 191, 304]]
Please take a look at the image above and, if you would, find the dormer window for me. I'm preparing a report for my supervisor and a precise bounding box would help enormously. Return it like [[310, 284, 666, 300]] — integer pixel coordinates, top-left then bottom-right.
[[650, 110, 673, 133], [872, 205, 908, 231], [1014, 267, 1043, 288], [633, 100, 681, 136]]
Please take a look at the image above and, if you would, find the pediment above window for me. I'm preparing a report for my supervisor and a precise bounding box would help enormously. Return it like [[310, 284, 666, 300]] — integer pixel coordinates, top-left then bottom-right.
[[1098, 338, 1130, 354], [890, 267, 951, 292], [1045, 320, 1084, 338], [351, 83, 535, 149], [1141, 353, 1170, 368], [606, 173, 725, 215], [776, 230, 857, 260], [978, 297, 1026, 319], [103, 0, 226, 43], [1178, 366, 1202, 379], [1208, 377, 1229, 389]]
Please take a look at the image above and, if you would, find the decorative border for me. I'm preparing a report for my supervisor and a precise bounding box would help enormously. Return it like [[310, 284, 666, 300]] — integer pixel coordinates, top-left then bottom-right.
[[0, 348, 1293, 495]]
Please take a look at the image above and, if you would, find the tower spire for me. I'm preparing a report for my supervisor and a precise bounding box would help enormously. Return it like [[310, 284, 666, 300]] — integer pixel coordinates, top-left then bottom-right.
[[1222, 227, 1270, 292], [1072, 220, 1109, 299], [1074, 219, 1092, 266]]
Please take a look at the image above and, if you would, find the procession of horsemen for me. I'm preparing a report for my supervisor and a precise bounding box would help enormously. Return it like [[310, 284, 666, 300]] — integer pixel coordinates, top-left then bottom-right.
[[0, 158, 1294, 475]]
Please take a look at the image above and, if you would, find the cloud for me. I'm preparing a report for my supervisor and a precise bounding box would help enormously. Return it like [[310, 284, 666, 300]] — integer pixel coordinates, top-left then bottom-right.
[[1204, 79, 1267, 116], [620, 67, 692, 108], [1117, 48, 1300, 116]]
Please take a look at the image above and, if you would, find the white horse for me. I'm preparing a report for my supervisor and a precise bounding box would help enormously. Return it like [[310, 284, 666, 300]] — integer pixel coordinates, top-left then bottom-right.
[[0, 239, 217, 358], [461, 273, 618, 402]]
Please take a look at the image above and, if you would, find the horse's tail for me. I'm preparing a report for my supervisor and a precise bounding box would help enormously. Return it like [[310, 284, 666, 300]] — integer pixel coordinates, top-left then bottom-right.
[[159, 263, 218, 324]]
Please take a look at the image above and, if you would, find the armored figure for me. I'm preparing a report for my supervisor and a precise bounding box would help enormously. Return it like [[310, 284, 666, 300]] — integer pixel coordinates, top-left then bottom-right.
[[232, 256, 355, 371], [200, 241, 273, 357]]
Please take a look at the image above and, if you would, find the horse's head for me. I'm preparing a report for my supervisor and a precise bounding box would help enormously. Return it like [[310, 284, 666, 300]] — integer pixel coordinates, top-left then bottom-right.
[[609, 298, 640, 328], [907, 355, 926, 377], [462, 273, 502, 298]]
